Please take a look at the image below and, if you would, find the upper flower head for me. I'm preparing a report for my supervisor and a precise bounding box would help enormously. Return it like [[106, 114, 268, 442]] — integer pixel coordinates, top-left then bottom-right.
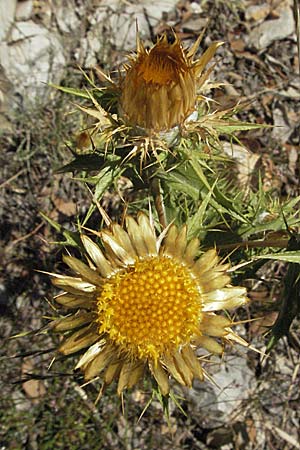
[[68, 31, 224, 166], [120, 32, 222, 132], [51, 212, 248, 397]]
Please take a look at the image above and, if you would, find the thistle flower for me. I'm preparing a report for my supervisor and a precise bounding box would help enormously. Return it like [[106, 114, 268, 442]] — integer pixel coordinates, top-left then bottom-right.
[[50, 212, 248, 398], [120, 33, 222, 132], [70, 32, 223, 164]]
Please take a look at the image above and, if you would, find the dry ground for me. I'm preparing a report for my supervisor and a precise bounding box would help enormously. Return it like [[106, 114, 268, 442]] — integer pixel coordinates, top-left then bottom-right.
[[1, 1, 299, 449]]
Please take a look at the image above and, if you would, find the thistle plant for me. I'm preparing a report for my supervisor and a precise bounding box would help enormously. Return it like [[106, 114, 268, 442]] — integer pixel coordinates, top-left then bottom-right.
[[42, 30, 300, 406]]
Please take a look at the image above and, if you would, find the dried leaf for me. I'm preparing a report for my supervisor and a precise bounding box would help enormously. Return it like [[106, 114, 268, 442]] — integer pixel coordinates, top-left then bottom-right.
[[52, 196, 77, 217]]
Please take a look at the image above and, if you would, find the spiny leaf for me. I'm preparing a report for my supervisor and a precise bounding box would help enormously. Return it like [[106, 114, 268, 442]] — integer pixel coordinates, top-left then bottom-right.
[[49, 83, 91, 99], [209, 120, 268, 133], [55, 154, 105, 173], [255, 251, 300, 263], [187, 184, 214, 240], [266, 234, 300, 351], [40, 212, 81, 247], [82, 164, 125, 226]]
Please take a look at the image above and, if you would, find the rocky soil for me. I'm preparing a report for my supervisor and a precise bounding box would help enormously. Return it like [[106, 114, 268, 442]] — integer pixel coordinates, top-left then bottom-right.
[[1, 1, 299, 449]]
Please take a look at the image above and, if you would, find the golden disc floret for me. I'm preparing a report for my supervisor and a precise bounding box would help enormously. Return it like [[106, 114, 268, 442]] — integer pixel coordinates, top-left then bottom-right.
[[98, 257, 201, 361]]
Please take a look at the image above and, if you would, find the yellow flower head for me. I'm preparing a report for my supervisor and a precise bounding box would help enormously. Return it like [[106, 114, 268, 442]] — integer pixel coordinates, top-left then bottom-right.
[[51, 213, 248, 397], [71, 32, 224, 165], [119, 32, 222, 132]]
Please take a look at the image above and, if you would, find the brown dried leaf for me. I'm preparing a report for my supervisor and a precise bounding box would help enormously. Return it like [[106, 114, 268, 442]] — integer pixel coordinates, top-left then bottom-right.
[[230, 38, 245, 53], [249, 312, 278, 335], [52, 196, 77, 217], [222, 143, 260, 189], [246, 419, 257, 445]]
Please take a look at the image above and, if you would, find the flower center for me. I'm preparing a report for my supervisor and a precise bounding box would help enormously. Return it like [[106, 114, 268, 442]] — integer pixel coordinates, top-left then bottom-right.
[[97, 257, 201, 361], [137, 44, 187, 85]]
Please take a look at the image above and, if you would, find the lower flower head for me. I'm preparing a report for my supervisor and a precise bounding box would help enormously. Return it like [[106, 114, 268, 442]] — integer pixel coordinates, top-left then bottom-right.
[[51, 213, 248, 396]]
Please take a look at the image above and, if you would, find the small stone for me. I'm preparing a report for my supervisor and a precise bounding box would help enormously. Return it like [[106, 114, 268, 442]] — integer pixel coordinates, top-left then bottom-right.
[[85, 0, 176, 54], [55, 3, 81, 33], [11, 390, 32, 412], [248, 5, 294, 49], [279, 78, 300, 99], [15, 0, 33, 21], [143, 0, 177, 21], [0, 0, 16, 40], [272, 108, 293, 143], [183, 17, 207, 32], [288, 146, 298, 174], [190, 2, 203, 14], [187, 351, 254, 427], [245, 4, 270, 22], [0, 20, 66, 102]]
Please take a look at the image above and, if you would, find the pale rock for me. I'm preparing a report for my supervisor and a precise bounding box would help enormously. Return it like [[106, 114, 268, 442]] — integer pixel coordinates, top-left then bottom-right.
[[15, 0, 33, 21], [183, 17, 207, 32], [11, 389, 32, 412], [222, 142, 260, 188], [10, 19, 47, 43], [104, 6, 149, 50], [55, 2, 81, 33], [279, 78, 300, 99], [190, 2, 203, 14], [139, 0, 177, 22], [212, 354, 253, 416], [245, 4, 270, 22], [288, 146, 298, 174], [89, 0, 119, 26], [85, 0, 176, 58], [85, 28, 103, 67], [0, 67, 13, 131], [0, 0, 16, 40], [272, 108, 293, 143], [0, 20, 66, 100], [187, 352, 254, 427], [248, 5, 294, 49]]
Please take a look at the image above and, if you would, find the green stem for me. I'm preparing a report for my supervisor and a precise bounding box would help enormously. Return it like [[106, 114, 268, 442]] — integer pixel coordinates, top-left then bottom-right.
[[216, 238, 290, 251], [150, 177, 167, 229]]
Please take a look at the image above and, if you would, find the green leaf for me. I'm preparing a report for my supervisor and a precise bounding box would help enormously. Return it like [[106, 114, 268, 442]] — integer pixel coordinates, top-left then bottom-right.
[[49, 83, 91, 99], [209, 120, 269, 133], [158, 167, 200, 201], [82, 164, 125, 225], [40, 212, 81, 247], [255, 251, 300, 263], [240, 195, 300, 238], [266, 235, 300, 351], [189, 154, 212, 192], [187, 185, 214, 240], [55, 154, 106, 173]]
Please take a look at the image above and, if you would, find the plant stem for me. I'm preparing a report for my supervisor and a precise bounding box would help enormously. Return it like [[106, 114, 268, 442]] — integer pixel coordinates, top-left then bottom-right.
[[150, 177, 167, 229], [216, 238, 290, 251]]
